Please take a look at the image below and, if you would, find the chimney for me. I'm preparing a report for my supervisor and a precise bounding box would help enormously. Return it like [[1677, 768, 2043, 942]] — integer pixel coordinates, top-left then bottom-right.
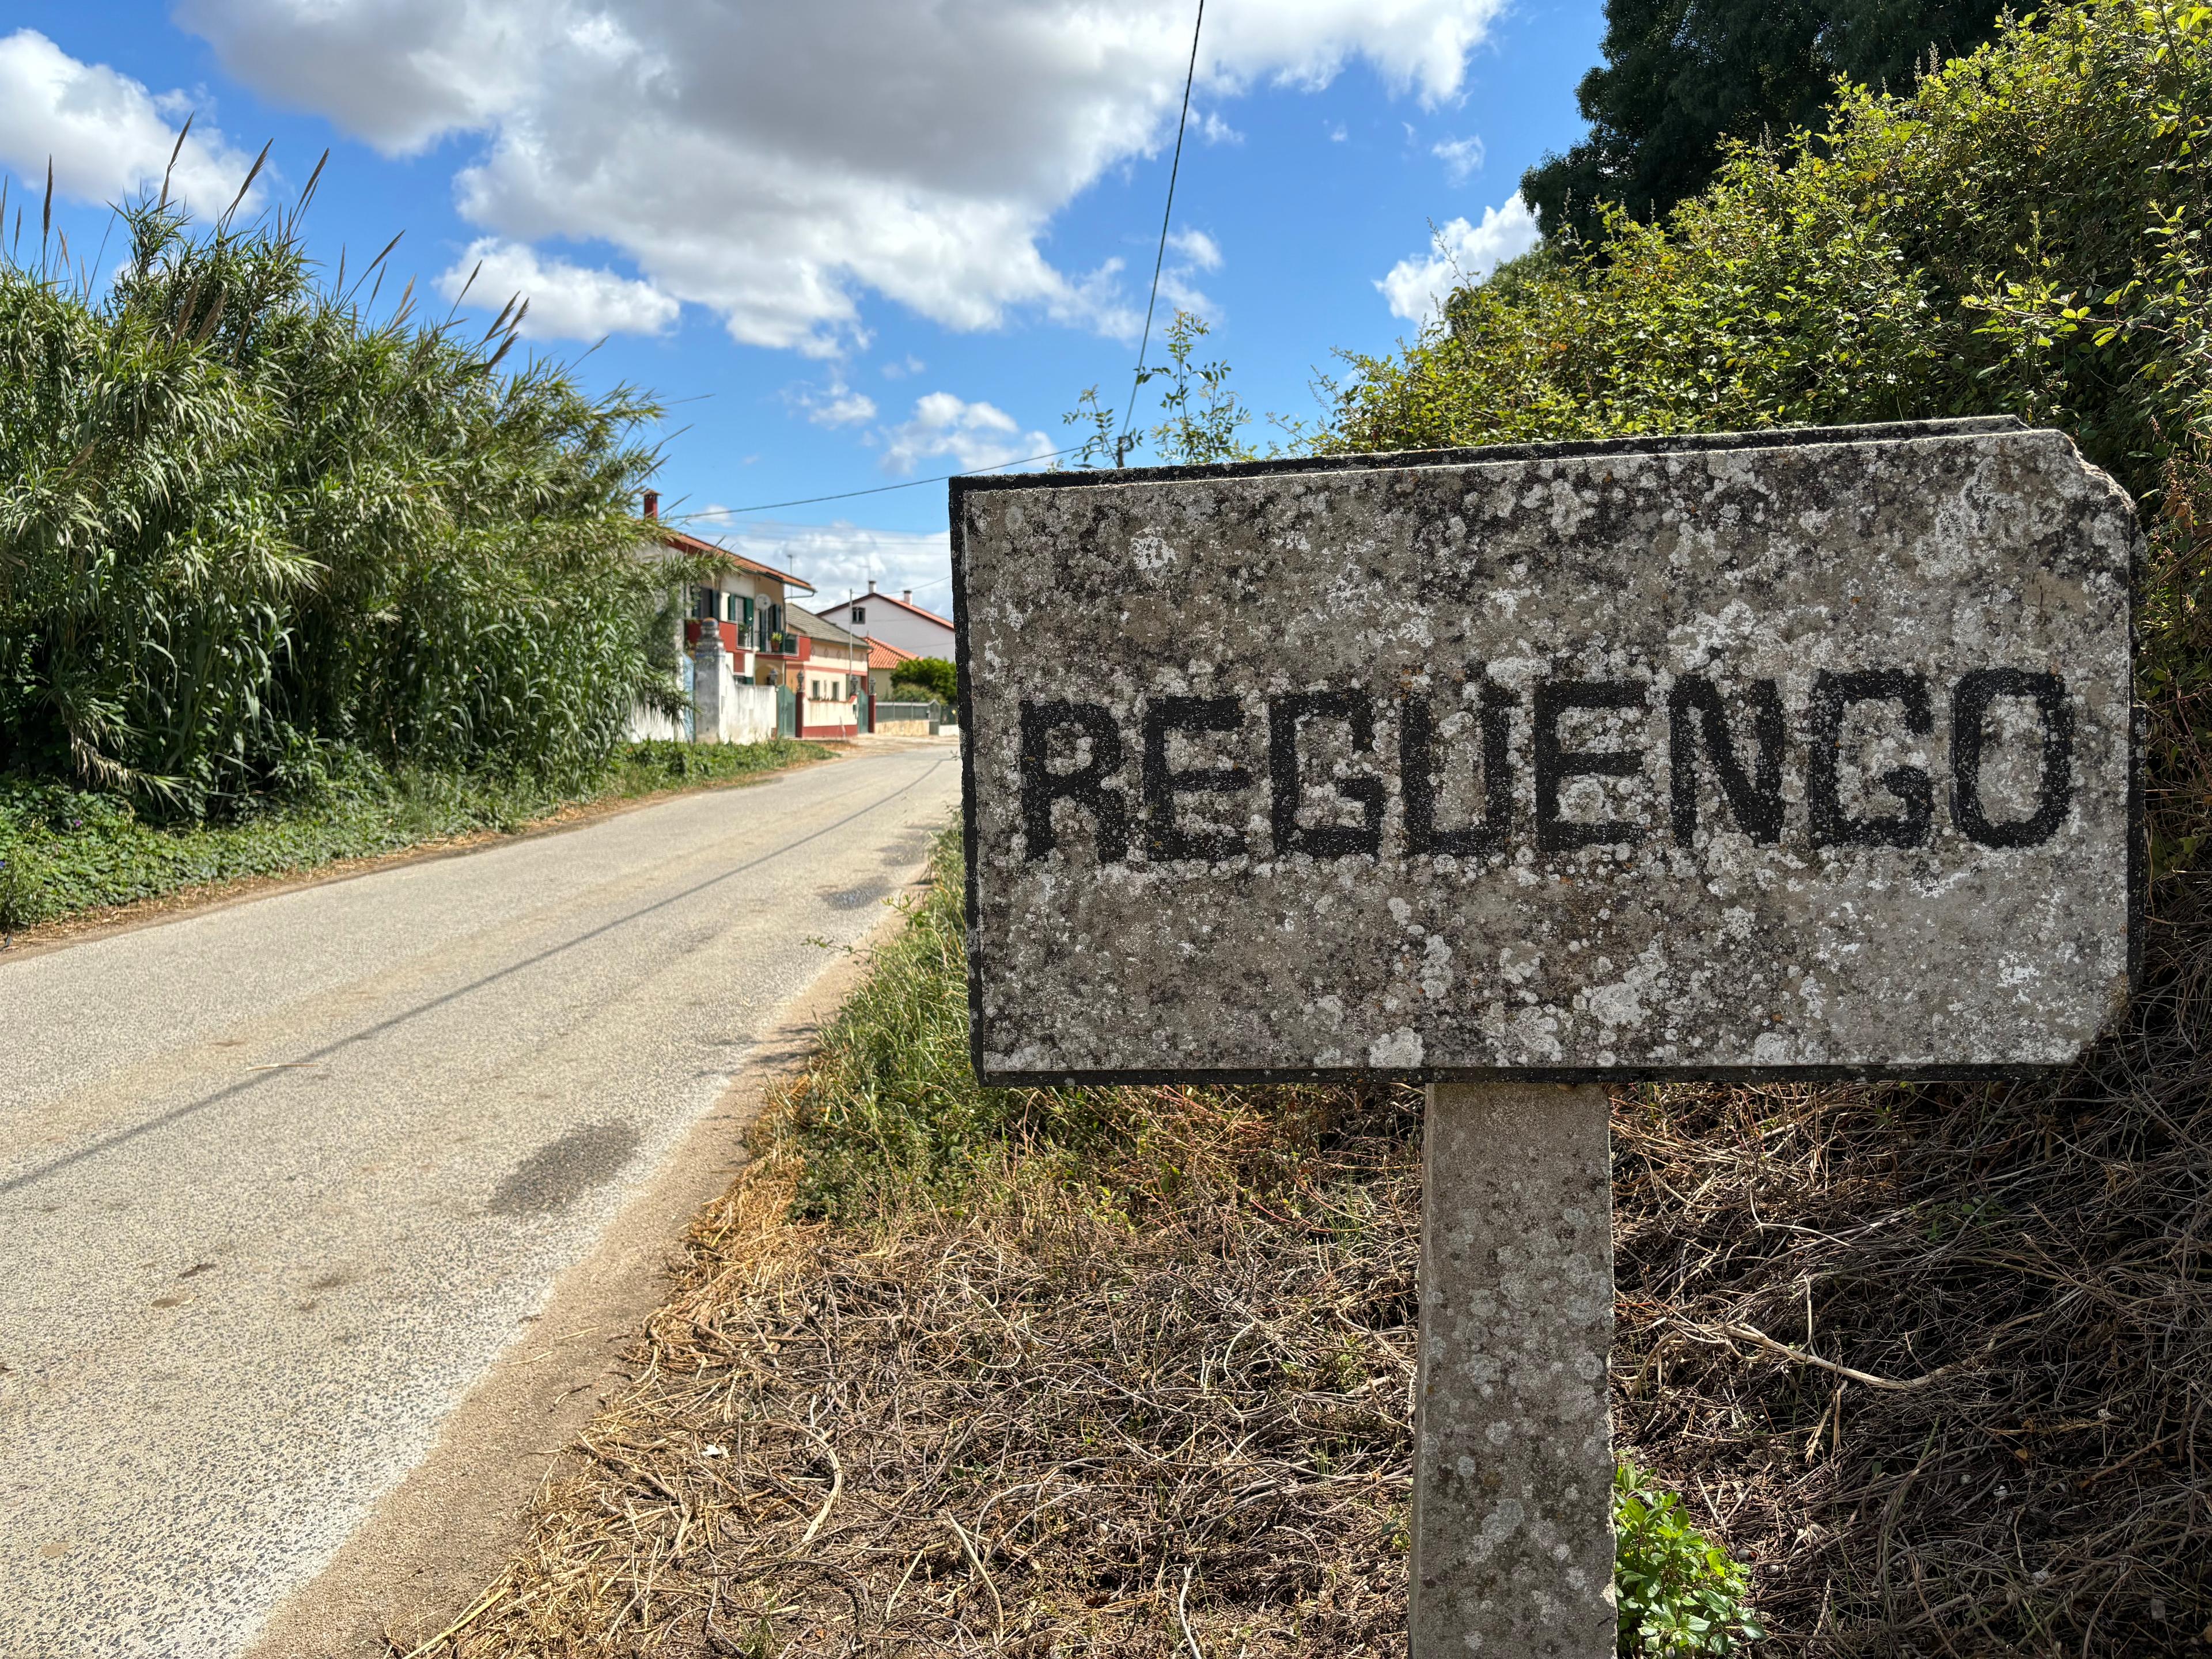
[[867, 578, 877, 593], [642, 490, 659, 519], [902, 589, 912, 604]]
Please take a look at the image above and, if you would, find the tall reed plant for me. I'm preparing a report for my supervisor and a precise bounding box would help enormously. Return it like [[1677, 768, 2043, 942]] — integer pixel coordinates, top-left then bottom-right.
[[0, 163, 676, 815]]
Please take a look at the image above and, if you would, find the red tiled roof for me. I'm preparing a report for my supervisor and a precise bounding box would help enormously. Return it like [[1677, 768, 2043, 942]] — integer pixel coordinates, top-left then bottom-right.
[[650, 525, 816, 594], [868, 636, 919, 671]]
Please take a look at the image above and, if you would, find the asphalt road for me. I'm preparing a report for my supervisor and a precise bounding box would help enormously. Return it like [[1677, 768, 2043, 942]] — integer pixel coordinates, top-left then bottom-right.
[[0, 741, 961, 1658]]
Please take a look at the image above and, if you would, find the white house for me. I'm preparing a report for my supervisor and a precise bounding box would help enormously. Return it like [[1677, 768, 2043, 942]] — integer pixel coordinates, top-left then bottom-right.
[[628, 490, 815, 741], [813, 581, 955, 662]]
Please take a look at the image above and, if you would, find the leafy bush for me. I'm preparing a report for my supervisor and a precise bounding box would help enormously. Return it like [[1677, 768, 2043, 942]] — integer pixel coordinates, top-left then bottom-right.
[[887, 655, 957, 704], [1614, 1464, 1764, 1655], [1334, 0, 2211, 506], [1522, 0, 2008, 244], [0, 187, 678, 816]]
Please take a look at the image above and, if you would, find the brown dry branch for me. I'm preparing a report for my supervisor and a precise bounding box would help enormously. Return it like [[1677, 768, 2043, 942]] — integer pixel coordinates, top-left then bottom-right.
[[1609, 881, 2212, 1653]]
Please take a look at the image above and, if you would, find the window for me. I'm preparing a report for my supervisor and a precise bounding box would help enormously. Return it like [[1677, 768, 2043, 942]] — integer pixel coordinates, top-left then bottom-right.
[[725, 593, 740, 623], [694, 586, 718, 620], [851, 605, 866, 624]]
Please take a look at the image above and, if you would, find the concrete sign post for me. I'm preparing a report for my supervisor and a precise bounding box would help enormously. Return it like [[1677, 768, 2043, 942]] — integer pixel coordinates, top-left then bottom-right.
[[950, 418, 2137, 1654]]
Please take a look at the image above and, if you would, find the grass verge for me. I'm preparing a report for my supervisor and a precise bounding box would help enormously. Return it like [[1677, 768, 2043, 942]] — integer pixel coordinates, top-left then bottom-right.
[[0, 738, 830, 938], [415, 828, 2209, 1657]]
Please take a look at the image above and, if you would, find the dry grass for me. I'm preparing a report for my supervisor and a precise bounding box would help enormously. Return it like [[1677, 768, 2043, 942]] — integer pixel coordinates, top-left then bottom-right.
[[403, 849, 2208, 1658], [1609, 888, 2212, 1652], [421, 1070, 1423, 1656]]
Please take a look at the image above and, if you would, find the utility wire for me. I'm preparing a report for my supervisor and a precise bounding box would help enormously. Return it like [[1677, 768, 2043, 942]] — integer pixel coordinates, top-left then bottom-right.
[[701, 0, 1206, 517], [1116, 0, 1206, 466], [689, 444, 1085, 520]]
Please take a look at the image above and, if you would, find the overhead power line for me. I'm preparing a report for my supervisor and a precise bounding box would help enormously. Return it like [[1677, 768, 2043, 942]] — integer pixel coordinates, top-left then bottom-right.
[[1116, 0, 1206, 466], [688, 444, 1085, 520], [702, 0, 1207, 518]]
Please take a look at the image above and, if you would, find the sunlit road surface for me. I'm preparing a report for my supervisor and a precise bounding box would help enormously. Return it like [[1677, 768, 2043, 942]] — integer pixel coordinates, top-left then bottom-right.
[[0, 741, 960, 1658]]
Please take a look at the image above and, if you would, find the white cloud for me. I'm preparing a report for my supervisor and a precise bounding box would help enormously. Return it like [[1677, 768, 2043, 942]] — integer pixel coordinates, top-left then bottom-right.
[[880, 392, 1052, 475], [698, 517, 953, 610], [791, 373, 878, 427], [0, 29, 260, 215], [881, 355, 925, 380], [1328, 122, 1349, 142], [1168, 227, 1223, 271], [1377, 195, 1539, 323], [438, 236, 677, 340], [1198, 110, 1244, 145], [175, 0, 1506, 353], [1431, 134, 1484, 183]]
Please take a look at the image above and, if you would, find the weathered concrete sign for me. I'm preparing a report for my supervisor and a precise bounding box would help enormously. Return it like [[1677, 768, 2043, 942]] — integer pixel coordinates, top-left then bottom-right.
[[952, 418, 2137, 1084]]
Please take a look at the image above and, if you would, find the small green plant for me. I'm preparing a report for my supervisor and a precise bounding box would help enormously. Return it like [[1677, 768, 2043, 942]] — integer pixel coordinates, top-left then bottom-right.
[[1063, 309, 1255, 468], [0, 843, 46, 933], [1614, 1463, 1763, 1655]]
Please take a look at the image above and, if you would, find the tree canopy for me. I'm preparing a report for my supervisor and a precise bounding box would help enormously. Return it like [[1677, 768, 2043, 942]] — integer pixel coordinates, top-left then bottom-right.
[[1521, 0, 2007, 244], [889, 657, 958, 704]]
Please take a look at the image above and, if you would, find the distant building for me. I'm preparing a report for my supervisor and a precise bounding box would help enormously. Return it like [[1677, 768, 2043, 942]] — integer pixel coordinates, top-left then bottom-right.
[[630, 491, 816, 740], [814, 581, 955, 662], [783, 604, 870, 740]]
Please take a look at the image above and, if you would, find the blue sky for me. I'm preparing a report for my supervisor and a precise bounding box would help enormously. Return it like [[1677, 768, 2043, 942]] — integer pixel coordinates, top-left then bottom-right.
[[0, 1, 1601, 611]]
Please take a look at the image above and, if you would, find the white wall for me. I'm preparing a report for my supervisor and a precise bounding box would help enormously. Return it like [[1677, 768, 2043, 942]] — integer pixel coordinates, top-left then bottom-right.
[[628, 650, 696, 742], [817, 596, 954, 661], [694, 638, 782, 745], [717, 683, 782, 745]]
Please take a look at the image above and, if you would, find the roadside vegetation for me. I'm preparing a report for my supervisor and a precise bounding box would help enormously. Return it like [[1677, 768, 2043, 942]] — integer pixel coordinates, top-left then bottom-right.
[[426, 830, 1775, 1657], [0, 737, 825, 938], [0, 171, 768, 930]]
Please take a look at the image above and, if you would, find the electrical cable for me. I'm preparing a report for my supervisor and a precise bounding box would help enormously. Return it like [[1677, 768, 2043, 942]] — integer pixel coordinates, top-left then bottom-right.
[[1116, 0, 1206, 465], [688, 444, 1084, 520]]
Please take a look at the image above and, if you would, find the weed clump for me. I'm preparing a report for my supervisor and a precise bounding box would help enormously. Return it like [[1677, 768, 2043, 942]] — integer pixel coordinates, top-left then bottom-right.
[[1615, 1464, 1763, 1655]]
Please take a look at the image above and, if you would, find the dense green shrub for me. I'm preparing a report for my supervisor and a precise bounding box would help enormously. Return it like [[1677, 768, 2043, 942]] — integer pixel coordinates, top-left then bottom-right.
[[1336, 0, 2210, 507], [1522, 0, 2008, 245], [0, 191, 678, 816], [888, 656, 957, 703]]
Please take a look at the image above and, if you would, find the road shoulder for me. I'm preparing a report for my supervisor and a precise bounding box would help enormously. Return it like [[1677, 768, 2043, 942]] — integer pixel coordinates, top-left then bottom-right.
[[0, 749, 849, 964], [239, 884, 918, 1659]]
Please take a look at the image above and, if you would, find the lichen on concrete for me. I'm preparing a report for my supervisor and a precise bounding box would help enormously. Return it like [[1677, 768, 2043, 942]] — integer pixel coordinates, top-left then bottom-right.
[[1411, 1082, 1615, 1656], [956, 422, 2137, 1082]]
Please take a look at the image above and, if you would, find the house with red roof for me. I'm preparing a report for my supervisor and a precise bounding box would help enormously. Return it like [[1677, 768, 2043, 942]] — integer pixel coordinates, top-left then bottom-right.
[[865, 634, 919, 703], [630, 490, 828, 741], [634, 492, 815, 683]]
